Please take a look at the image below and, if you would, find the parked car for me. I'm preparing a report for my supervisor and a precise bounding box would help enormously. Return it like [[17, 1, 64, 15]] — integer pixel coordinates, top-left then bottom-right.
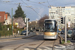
[[61, 30, 65, 34], [21, 30, 30, 35], [67, 30, 72, 38], [71, 30, 75, 40], [30, 30, 33, 32]]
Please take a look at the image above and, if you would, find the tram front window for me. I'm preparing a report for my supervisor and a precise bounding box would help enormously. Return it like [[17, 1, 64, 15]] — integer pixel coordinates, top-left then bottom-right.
[[45, 23, 57, 32]]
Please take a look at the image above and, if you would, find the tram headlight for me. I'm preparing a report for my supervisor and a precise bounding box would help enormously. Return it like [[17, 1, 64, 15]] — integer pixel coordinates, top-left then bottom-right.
[[51, 32, 56, 35], [52, 32, 55, 34]]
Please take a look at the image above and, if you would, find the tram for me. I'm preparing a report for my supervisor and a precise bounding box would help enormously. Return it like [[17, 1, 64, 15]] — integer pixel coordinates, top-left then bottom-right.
[[44, 19, 58, 39]]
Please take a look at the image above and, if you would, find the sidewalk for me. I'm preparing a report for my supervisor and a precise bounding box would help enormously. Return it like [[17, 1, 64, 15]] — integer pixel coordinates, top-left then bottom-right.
[[0, 31, 28, 38], [0, 35, 24, 39]]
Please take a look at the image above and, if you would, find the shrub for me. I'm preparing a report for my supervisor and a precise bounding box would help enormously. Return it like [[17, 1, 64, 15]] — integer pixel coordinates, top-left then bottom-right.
[[0, 30, 12, 36], [0, 23, 2, 30], [61, 40, 65, 44], [67, 40, 71, 43], [0, 24, 24, 36], [61, 40, 71, 44]]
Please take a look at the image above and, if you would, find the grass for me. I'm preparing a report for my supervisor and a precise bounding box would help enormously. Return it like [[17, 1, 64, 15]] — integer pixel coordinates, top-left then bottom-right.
[[67, 40, 71, 43], [61, 40, 71, 44], [61, 40, 65, 44]]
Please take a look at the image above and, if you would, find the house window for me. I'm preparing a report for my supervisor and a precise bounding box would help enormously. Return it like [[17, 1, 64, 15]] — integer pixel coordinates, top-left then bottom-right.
[[69, 19, 70, 21], [51, 16, 54, 19]]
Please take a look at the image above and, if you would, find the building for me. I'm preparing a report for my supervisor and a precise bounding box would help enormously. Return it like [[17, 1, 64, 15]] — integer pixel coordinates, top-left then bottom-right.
[[0, 12, 6, 23], [0, 11, 11, 25], [49, 6, 75, 29], [4, 13, 11, 25]]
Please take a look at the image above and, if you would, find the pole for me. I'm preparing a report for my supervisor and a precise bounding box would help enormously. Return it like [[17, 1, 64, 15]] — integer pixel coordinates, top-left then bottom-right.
[[65, 16, 67, 43], [11, 8, 13, 36], [26, 18, 28, 36]]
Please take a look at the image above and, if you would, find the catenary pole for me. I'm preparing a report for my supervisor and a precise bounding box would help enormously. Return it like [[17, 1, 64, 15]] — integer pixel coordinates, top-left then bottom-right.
[[11, 8, 13, 36], [26, 18, 28, 36], [65, 16, 67, 43]]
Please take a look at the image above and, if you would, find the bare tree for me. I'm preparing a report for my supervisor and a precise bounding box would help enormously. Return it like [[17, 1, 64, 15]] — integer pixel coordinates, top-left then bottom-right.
[[38, 15, 49, 30]]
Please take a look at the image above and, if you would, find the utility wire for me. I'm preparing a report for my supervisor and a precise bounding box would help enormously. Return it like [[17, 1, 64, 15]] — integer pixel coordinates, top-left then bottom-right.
[[47, 0, 51, 8], [47, 0, 50, 6], [21, 0, 28, 6], [26, 0, 48, 7], [21, 0, 42, 17], [39, 2, 48, 7]]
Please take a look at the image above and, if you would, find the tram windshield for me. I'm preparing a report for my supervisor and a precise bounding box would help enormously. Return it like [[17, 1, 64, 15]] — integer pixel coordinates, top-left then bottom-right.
[[44, 20, 57, 32]]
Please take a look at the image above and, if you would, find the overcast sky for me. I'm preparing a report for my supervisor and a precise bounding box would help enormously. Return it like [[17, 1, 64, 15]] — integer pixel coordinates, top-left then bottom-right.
[[0, 0, 75, 21]]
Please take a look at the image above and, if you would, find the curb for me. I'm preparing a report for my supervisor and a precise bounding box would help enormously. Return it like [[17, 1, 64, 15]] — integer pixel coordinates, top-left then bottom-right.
[[0, 35, 24, 39], [22, 35, 36, 39], [22, 32, 36, 39], [0, 32, 36, 39], [0, 33, 36, 43]]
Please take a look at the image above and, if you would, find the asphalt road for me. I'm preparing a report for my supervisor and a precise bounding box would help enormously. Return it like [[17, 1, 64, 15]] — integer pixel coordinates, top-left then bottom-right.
[[0, 33, 64, 50], [0, 35, 44, 47]]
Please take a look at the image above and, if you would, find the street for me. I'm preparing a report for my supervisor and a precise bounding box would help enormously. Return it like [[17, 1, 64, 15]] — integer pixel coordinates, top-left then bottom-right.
[[0, 33, 60, 50], [0, 32, 75, 50], [0, 35, 44, 47]]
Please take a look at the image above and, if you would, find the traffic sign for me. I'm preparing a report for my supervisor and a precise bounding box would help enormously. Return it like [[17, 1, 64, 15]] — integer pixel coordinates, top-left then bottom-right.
[[68, 22, 70, 27]]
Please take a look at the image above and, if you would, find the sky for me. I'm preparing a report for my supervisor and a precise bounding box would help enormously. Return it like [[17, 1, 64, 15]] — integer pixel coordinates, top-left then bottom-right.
[[0, 0, 75, 21]]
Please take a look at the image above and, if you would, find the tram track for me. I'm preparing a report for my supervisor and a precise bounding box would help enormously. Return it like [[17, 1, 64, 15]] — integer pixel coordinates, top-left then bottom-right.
[[52, 39, 57, 50], [19, 39, 58, 50], [13, 35, 60, 50], [35, 39, 58, 50]]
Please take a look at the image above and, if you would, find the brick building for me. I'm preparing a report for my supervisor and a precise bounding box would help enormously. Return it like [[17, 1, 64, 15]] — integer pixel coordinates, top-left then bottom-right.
[[0, 11, 11, 25], [0, 12, 5, 23]]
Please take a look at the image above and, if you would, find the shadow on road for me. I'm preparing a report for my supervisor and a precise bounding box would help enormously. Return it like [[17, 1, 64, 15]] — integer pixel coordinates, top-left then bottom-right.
[[23, 35, 44, 40], [23, 35, 56, 41], [0, 46, 4, 48]]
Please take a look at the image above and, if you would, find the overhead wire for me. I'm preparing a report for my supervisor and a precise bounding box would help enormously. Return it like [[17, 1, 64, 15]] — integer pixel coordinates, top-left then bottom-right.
[[26, 0, 48, 7], [21, 0, 42, 17], [47, 0, 50, 6], [21, 0, 28, 6], [47, 0, 51, 8]]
